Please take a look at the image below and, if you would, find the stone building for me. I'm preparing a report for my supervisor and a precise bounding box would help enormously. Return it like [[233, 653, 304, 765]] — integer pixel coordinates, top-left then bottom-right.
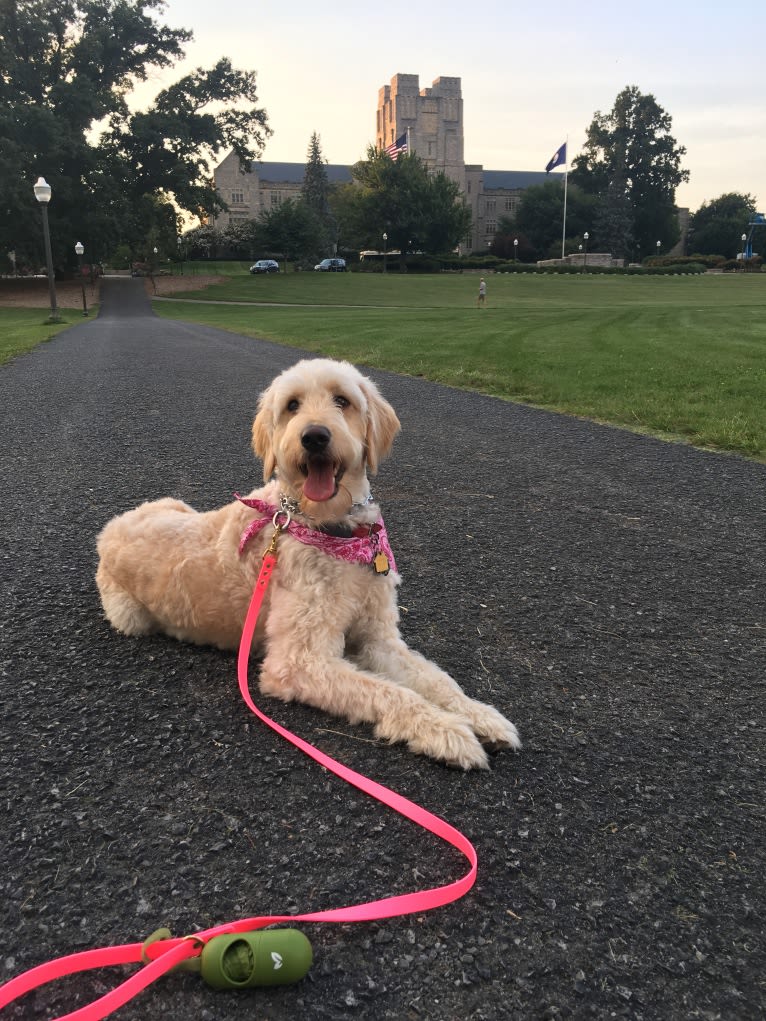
[[375, 73, 553, 252], [212, 73, 686, 257], [212, 72, 551, 254]]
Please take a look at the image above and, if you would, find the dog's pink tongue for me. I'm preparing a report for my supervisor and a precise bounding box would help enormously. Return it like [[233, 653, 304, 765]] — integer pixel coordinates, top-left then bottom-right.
[[303, 461, 336, 502]]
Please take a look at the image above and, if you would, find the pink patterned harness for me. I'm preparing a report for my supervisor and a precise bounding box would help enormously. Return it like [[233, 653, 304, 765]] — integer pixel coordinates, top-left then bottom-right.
[[236, 495, 397, 573]]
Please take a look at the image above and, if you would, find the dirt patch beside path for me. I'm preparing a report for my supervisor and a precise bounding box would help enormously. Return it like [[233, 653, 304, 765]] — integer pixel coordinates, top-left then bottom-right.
[[0, 273, 225, 309]]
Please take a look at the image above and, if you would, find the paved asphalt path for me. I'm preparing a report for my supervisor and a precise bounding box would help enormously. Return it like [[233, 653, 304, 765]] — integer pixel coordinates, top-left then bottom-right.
[[1, 279, 764, 1020]]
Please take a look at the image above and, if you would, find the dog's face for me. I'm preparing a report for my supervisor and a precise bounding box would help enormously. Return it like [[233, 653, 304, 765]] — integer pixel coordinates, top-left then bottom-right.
[[252, 359, 400, 520]]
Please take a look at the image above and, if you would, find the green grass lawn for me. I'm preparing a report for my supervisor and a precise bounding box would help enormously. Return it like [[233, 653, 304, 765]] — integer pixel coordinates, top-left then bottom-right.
[[0, 308, 92, 364], [152, 272, 766, 461], [2, 271, 764, 461]]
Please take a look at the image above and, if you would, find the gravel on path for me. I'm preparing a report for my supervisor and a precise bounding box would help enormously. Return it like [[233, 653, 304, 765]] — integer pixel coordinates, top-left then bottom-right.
[[1, 278, 764, 1020]]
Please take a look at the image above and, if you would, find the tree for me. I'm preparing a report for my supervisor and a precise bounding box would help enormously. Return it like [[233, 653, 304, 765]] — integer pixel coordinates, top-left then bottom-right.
[[301, 132, 337, 255], [510, 181, 597, 260], [0, 0, 270, 270], [332, 147, 471, 266], [571, 85, 689, 260], [593, 173, 634, 262], [257, 199, 327, 268], [689, 193, 757, 259], [302, 132, 330, 216]]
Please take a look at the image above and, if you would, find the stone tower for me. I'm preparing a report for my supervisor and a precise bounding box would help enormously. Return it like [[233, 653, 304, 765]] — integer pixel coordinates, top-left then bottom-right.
[[376, 74, 465, 189]]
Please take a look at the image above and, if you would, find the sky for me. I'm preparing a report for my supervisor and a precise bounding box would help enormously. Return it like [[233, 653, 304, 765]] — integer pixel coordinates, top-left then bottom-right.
[[134, 0, 766, 214]]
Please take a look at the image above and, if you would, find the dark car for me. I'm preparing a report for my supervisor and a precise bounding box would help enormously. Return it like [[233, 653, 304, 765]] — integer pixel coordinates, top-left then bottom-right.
[[314, 258, 346, 272], [249, 259, 279, 274]]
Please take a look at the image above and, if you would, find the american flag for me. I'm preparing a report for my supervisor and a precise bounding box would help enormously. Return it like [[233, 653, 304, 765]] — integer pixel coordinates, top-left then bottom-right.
[[385, 132, 408, 161]]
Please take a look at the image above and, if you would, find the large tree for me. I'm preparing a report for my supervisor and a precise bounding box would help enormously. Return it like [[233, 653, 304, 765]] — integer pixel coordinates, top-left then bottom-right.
[[689, 193, 758, 259], [257, 198, 327, 268], [510, 180, 597, 260], [0, 0, 270, 270], [571, 85, 688, 260], [301, 132, 330, 216], [300, 131, 337, 255], [332, 147, 471, 265]]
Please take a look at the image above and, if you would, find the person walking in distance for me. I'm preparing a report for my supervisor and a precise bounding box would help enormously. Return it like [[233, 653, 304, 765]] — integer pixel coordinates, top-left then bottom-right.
[[477, 277, 487, 308]]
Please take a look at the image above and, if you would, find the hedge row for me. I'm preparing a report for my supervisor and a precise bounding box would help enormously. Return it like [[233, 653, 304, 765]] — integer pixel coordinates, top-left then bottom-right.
[[354, 255, 762, 275], [490, 262, 709, 275]]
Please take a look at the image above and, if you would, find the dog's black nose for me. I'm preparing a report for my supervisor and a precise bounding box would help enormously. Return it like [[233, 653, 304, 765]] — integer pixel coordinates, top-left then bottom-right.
[[301, 425, 331, 453]]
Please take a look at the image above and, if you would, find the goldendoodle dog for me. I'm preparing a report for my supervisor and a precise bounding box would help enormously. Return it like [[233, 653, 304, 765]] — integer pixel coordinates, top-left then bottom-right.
[[96, 358, 521, 769]]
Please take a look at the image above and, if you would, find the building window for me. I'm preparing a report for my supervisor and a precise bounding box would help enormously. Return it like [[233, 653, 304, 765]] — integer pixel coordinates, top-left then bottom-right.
[[231, 191, 244, 204], [270, 191, 282, 206]]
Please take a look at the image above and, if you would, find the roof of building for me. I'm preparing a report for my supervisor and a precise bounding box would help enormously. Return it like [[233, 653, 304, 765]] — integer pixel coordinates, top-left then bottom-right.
[[250, 162, 353, 184], [249, 163, 555, 191], [482, 170, 555, 190]]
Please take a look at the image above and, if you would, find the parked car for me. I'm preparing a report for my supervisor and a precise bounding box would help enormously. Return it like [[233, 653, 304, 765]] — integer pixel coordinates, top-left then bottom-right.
[[249, 259, 279, 274], [314, 258, 347, 272]]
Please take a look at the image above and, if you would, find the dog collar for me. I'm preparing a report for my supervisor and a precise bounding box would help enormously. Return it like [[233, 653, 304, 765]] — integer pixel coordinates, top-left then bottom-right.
[[235, 495, 397, 574], [276, 491, 375, 517]]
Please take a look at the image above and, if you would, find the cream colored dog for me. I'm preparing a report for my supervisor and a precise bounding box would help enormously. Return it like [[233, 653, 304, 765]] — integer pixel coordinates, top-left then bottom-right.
[[96, 358, 521, 769]]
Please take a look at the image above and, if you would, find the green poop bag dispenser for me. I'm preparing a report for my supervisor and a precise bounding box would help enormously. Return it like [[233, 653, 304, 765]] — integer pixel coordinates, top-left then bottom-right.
[[176, 929, 312, 989]]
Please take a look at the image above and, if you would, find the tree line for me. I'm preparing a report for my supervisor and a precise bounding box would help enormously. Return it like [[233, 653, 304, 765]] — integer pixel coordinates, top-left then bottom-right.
[[494, 87, 759, 264], [0, 1, 757, 275]]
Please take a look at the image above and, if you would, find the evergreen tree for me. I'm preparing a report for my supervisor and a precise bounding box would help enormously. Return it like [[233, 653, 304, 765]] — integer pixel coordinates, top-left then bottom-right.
[[300, 131, 336, 255], [302, 132, 330, 215]]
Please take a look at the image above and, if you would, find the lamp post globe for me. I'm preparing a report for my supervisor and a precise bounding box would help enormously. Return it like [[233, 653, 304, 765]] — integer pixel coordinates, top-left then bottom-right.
[[33, 176, 61, 323]]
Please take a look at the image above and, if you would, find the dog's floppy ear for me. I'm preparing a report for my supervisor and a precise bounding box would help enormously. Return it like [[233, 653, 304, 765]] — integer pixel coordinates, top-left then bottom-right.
[[362, 379, 401, 474], [252, 390, 277, 481]]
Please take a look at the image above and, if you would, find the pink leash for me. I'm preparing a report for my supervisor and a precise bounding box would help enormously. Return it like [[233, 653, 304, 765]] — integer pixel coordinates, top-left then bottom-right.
[[0, 523, 477, 1020]]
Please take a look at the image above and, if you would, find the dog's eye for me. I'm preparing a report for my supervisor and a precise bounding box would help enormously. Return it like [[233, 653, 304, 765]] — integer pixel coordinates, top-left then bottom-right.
[[286, 398, 300, 413], [333, 395, 350, 410]]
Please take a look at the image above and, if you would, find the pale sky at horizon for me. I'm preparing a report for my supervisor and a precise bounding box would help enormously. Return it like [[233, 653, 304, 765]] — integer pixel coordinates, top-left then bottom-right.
[[135, 0, 765, 213]]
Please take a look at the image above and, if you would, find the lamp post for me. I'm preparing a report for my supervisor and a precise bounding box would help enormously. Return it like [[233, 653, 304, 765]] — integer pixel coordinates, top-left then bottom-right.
[[513, 238, 518, 264], [33, 177, 61, 323], [74, 241, 88, 316], [656, 240, 661, 259], [741, 232, 747, 266], [177, 235, 184, 275], [382, 232, 388, 273], [583, 231, 589, 272]]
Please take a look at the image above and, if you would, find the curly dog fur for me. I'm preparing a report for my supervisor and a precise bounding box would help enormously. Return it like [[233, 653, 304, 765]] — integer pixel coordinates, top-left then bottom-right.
[[96, 358, 521, 768]]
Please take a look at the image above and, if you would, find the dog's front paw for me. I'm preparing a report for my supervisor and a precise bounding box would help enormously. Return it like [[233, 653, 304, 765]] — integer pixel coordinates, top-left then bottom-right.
[[375, 709, 490, 770], [468, 703, 522, 751]]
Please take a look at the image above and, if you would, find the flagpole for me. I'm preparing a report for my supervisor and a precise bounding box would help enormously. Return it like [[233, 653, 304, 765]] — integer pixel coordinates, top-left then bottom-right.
[[561, 135, 568, 260]]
